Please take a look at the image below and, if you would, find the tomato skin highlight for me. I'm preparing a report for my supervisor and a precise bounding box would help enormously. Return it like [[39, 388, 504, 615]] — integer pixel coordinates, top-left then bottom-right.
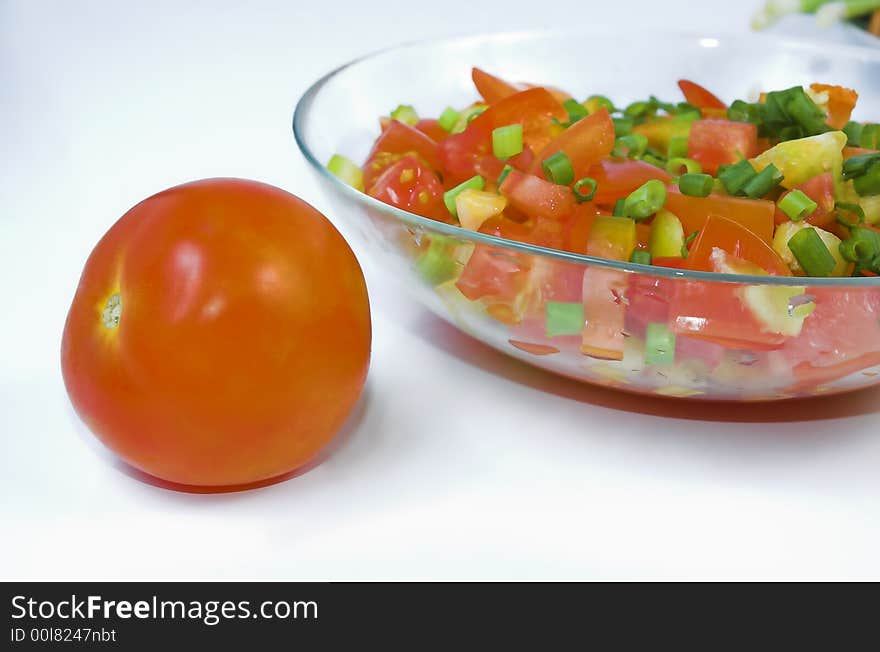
[[61, 179, 372, 488]]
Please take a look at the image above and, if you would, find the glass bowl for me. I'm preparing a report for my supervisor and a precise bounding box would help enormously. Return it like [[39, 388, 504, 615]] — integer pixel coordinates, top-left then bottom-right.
[[294, 30, 880, 401]]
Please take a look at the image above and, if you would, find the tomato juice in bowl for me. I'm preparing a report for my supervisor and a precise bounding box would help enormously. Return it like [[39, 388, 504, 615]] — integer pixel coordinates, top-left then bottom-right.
[[293, 30, 880, 400]]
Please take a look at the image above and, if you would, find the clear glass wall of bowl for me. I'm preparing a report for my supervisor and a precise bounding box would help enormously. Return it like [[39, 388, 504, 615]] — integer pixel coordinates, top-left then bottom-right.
[[295, 30, 880, 400]]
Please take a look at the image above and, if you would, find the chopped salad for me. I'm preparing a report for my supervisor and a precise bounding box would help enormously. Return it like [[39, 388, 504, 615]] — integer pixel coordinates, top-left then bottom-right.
[[330, 68, 880, 280], [325, 68, 880, 396]]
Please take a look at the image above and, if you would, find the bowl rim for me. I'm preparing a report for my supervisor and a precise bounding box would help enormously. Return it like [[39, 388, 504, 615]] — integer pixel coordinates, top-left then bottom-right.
[[293, 28, 880, 288]]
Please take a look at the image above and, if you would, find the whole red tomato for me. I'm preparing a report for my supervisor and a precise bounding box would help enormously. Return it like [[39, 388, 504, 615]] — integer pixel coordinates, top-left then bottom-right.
[[61, 179, 371, 488]]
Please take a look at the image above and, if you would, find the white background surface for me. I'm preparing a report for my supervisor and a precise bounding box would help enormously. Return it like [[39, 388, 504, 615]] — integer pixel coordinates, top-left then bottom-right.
[[3, 0, 879, 581]]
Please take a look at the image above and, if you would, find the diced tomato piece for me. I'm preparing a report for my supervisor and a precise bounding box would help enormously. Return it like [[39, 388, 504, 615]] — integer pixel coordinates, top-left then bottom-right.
[[665, 190, 775, 244], [415, 118, 449, 142], [367, 155, 447, 220], [686, 214, 789, 276], [678, 79, 727, 113], [787, 353, 880, 394], [587, 160, 672, 208], [455, 244, 530, 302], [581, 268, 627, 360], [782, 287, 880, 369], [474, 147, 536, 184], [520, 82, 573, 104], [809, 83, 858, 130], [509, 146, 536, 172], [363, 152, 406, 193], [527, 216, 567, 250], [688, 119, 758, 175], [499, 169, 575, 221], [439, 88, 566, 184], [626, 273, 676, 337], [478, 215, 533, 242], [561, 204, 599, 254], [773, 173, 836, 228], [470, 87, 567, 153], [438, 128, 486, 186], [472, 67, 521, 104], [670, 281, 788, 350], [530, 108, 615, 181], [367, 120, 441, 172]]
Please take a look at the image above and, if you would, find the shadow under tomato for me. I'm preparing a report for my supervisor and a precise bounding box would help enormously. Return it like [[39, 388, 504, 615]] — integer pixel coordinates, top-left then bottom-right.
[[67, 382, 372, 495], [410, 309, 880, 424]]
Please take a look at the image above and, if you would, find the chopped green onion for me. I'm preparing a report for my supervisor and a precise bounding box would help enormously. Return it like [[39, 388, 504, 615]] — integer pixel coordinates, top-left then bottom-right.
[[679, 173, 713, 198], [327, 154, 364, 191], [451, 104, 487, 134], [624, 100, 652, 119], [743, 163, 783, 198], [438, 107, 460, 132], [492, 124, 523, 160], [630, 250, 652, 265], [542, 151, 575, 186], [681, 230, 699, 258], [719, 159, 758, 196], [786, 91, 828, 136], [613, 134, 648, 159], [778, 189, 818, 221], [562, 98, 589, 124], [545, 301, 584, 338], [839, 227, 880, 264], [843, 121, 864, 147], [586, 95, 615, 112], [644, 323, 676, 366], [843, 153, 880, 180], [835, 201, 866, 229], [666, 157, 702, 175], [862, 124, 880, 150], [727, 99, 762, 125], [467, 108, 485, 124], [390, 104, 419, 126], [496, 164, 514, 191], [667, 135, 689, 160], [612, 117, 634, 137], [674, 102, 702, 120], [572, 177, 598, 202], [416, 237, 458, 286], [678, 172, 715, 197], [853, 162, 880, 196], [624, 179, 667, 221], [641, 154, 667, 169], [443, 175, 485, 217], [648, 95, 677, 115], [778, 125, 805, 141], [787, 227, 836, 277], [612, 198, 626, 217], [641, 154, 666, 170]]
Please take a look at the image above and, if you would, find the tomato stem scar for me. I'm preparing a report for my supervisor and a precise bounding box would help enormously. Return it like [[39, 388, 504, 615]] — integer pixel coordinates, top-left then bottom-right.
[[101, 293, 122, 329]]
